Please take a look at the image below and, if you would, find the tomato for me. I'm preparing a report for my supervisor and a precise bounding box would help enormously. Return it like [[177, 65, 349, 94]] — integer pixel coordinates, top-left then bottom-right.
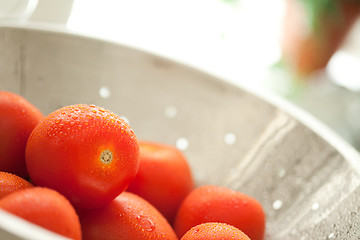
[[0, 171, 33, 199], [79, 191, 178, 240], [173, 185, 265, 240], [127, 140, 194, 224], [0, 91, 44, 178], [25, 104, 139, 209], [180, 222, 251, 240], [0, 187, 81, 240], [281, 0, 360, 77]]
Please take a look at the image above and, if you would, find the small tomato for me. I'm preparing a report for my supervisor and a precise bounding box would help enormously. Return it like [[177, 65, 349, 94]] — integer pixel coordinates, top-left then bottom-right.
[[0, 187, 81, 240], [127, 140, 194, 224], [180, 222, 251, 240], [79, 191, 178, 240], [0, 91, 44, 178], [25, 104, 139, 209], [174, 185, 266, 240], [0, 171, 33, 199]]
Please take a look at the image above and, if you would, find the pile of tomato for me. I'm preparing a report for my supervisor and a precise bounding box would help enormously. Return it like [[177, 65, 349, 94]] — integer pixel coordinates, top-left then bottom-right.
[[0, 90, 266, 240]]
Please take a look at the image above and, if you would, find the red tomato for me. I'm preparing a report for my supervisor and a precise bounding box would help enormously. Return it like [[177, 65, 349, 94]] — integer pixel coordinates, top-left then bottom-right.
[[0, 171, 33, 199], [180, 222, 251, 240], [174, 185, 266, 240], [0, 187, 81, 240], [79, 191, 178, 240], [0, 91, 44, 178], [127, 140, 194, 224], [25, 104, 139, 209]]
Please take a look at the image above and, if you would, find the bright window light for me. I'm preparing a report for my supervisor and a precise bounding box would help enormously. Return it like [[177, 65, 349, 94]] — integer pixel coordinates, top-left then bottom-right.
[[67, 0, 284, 89]]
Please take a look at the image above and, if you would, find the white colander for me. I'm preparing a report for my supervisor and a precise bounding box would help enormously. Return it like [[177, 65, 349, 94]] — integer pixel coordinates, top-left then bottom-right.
[[1, 25, 360, 240]]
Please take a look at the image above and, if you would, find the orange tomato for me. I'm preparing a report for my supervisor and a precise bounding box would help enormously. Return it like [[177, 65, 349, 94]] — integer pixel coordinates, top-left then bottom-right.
[[174, 185, 265, 240], [180, 222, 251, 240], [25, 104, 139, 209], [127, 141, 194, 224], [0, 187, 81, 240], [0, 91, 44, 178], [79, 191, 178, 240], [0, 171, 33, 199]]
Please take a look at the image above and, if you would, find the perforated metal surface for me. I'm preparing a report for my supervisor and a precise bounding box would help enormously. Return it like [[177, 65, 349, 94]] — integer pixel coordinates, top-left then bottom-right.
[[1, 25, 360, 239]]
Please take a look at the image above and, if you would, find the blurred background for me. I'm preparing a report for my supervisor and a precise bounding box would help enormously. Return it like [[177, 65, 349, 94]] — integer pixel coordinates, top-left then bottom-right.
[[1, 0, 360, 150]]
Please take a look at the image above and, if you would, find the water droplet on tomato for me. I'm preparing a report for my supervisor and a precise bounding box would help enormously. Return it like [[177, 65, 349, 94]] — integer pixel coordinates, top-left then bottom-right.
[[55, 119, 62, 124], [136, 215, 156, 232]]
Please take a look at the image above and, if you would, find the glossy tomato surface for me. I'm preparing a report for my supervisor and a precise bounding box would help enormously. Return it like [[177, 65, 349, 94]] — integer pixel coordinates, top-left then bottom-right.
[[0, 187, 82, 240], [79, 191, 178, 240], [0, 171, 33, 199], [180, 222, 251, 240], [174, 185, 266, 240], [0, 91, 44, 178], [25, 104, 139, 209], [127, 141, 194, 224]]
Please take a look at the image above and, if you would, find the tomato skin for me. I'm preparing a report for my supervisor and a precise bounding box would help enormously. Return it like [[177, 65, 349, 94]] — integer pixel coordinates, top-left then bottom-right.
[[25, 104, 139, 209], [180, 222, 251, 240], [127, 141, 194, 224], [174, 185, 265, 240], [0, 91, 44, 178], [79, 191, 178, 240], [0, 171, 33, 199], [0, 187, 82, 240]]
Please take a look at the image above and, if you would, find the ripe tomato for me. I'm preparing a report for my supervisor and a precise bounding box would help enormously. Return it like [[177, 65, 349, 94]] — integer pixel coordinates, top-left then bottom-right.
[[174, 185, 265, 240], [180, 222, 251, 240], [0, 171, 33, 199], [0, 91, 44, 178], [79, 191, 178, 240], [25, 104, 139, 209], [0, 187, 81, 240], [127, 140, 194, 224]]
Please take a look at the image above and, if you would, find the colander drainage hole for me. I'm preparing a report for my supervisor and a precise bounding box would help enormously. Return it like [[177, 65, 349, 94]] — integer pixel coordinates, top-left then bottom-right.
[[176, 137, 189, 150], [311, 202, 319, 211], [224, 132, 236, 145], [164, 106, 177, 118], [272, 199, 283, 210], [99, 86, 111, 99]]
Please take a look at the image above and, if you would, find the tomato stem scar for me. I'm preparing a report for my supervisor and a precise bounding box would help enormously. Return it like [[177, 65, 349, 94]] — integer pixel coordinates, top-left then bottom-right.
[[100, 150, 113, 164]]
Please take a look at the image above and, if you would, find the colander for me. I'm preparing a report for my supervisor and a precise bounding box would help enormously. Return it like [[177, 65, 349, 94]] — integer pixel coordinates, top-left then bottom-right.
[[1, 24, 360, 240]]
